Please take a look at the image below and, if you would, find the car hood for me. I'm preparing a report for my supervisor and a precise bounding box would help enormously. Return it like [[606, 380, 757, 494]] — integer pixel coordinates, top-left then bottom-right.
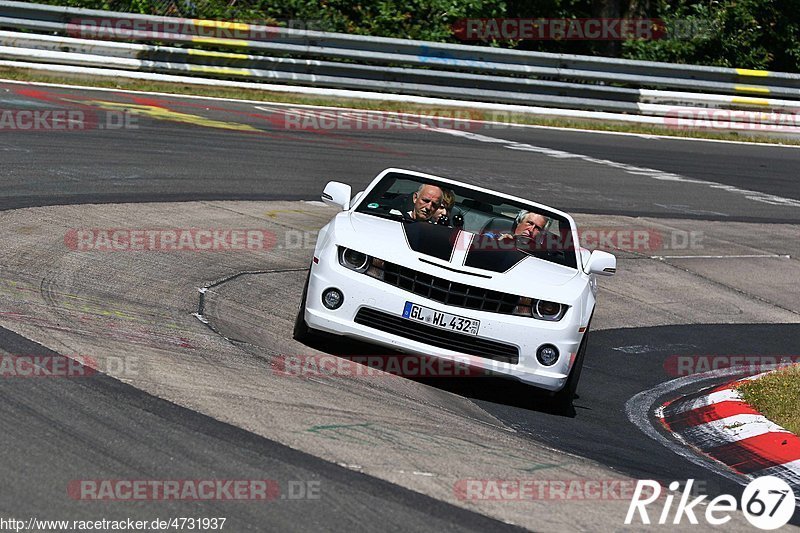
[[339, 213, 584, 301]]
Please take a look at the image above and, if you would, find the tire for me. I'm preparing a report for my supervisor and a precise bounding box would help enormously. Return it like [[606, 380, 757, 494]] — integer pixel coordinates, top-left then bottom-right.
[[551, 326, 590, 409], [292, 269, 312, 342]]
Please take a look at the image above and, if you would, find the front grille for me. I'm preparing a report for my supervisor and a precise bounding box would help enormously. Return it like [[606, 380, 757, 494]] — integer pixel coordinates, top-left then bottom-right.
[[354, 307, 519, 364], [371, 260, 521, 314]]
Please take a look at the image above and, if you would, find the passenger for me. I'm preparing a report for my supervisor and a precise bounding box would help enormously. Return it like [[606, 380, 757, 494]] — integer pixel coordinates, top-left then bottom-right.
[[407, 183, 443, 221], [432, 188, 455, 225]]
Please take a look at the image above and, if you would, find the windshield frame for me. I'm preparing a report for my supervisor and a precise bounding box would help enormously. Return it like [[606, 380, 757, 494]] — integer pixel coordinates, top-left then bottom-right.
[[351, 169, 581, 271]]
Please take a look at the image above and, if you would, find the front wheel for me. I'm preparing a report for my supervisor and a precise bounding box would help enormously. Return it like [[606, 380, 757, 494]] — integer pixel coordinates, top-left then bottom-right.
[[551, 327, 589, 409]]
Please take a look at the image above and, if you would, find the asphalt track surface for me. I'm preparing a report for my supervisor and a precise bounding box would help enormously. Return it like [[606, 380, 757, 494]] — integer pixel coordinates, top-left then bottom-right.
[[1, 83, 798, 222], [292, 317, 799, 514], [0, 326, 520, 532], [438, 324, 800, 497], [1, 81, 799, 529]]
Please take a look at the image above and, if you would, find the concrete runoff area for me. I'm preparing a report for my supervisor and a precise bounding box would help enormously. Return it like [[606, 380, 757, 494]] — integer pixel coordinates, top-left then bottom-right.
[[0, 200, 797, 530]]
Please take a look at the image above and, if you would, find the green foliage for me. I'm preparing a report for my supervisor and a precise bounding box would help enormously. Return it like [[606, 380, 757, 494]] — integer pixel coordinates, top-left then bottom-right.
[[245, 0, 507, 40], [621, 0, 800, 71], [738, 365, 800, 436]]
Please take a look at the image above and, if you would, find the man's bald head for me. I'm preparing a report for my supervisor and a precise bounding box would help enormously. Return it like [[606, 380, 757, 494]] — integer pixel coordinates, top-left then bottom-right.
[[411, 184, 444, 221]]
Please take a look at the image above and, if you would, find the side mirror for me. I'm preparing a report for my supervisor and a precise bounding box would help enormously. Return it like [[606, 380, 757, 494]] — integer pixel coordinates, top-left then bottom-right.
[[321, 181, 352, 210], [585, 250, 616, 276]]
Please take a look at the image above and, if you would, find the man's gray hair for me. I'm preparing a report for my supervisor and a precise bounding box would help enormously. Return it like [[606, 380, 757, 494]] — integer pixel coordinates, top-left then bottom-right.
[[514, 210, 546, 230], [416, 183, 441, 195]]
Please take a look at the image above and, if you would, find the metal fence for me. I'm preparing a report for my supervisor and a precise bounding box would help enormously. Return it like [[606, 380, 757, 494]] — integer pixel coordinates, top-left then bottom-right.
[[1, 0, 799, 127]]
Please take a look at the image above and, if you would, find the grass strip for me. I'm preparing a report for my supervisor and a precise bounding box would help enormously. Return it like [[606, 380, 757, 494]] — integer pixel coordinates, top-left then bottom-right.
[[738, 365, 800, 435]]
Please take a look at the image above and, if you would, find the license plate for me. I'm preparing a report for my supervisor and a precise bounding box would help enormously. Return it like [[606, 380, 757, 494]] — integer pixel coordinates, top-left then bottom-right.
[[402, 302, 480, 335]]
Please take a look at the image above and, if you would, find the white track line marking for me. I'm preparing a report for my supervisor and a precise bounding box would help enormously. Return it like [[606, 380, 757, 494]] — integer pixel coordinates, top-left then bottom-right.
[[428, 128, 800, 209], [651, 254, 792, 259]]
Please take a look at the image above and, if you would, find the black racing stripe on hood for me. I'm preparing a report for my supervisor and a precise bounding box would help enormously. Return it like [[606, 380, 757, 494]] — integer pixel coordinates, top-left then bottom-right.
[[402, 221, 458, 261], [464, 247, 528, 273]]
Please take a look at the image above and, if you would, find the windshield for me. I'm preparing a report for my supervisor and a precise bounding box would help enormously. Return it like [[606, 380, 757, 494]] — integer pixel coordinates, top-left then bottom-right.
[[354, 172, 578, 270]]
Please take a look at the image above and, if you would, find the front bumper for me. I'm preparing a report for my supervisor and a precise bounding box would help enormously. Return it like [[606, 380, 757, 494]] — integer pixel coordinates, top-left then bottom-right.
[[303, 254, 587, 391]]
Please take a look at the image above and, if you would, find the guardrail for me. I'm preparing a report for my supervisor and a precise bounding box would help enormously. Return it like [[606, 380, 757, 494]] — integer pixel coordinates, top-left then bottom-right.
[[0, 0, 798, 128]]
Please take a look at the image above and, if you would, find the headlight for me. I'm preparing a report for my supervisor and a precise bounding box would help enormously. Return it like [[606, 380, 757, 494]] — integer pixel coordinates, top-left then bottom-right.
[[513, 297, 567, 321], [533, 299, 566, 321], [338, 247, 370, 273]]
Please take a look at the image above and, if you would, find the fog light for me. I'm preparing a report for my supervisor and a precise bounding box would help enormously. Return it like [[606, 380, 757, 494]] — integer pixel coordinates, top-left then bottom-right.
[[322, 288, 343, 310], [536, 344, 559, 366]]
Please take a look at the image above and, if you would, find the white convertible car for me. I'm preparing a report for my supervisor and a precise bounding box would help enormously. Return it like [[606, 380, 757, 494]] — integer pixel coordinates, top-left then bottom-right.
[[294, 168, 615, 405]]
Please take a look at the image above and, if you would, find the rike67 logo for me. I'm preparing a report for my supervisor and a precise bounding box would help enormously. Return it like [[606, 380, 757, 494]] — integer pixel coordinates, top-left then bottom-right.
[[625, 477, 796, 530]]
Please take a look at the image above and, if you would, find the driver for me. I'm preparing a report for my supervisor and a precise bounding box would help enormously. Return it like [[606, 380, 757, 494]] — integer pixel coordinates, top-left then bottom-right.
[[512, 211, 548, 240], [485, 210, 547, 241]]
